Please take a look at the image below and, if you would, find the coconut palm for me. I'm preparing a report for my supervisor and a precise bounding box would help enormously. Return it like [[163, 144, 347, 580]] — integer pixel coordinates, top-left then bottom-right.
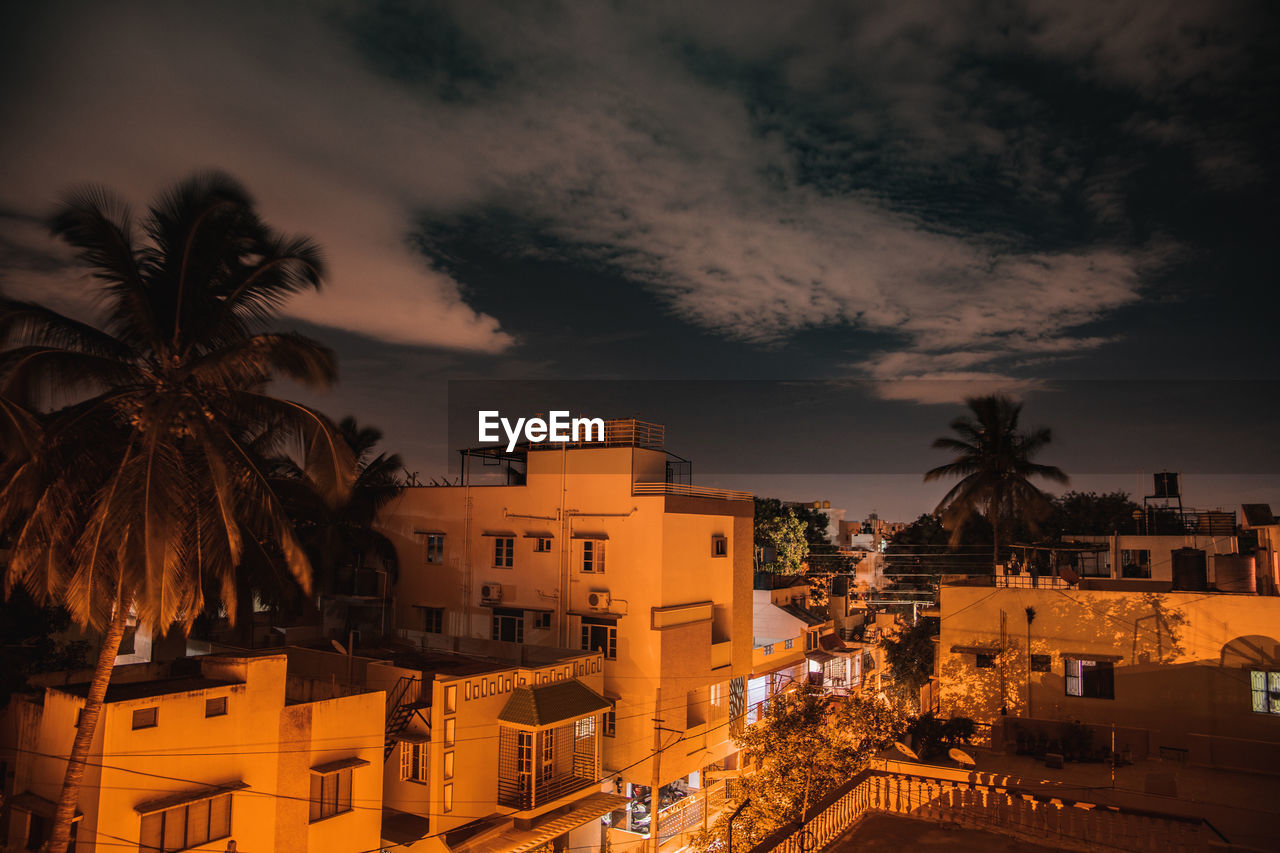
[[924, 394, 1068, 571], [0, 172, 352, 853]]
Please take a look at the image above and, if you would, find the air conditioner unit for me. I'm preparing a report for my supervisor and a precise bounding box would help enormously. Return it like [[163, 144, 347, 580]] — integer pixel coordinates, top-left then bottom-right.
[[480, 582, 503, 603], [586, 591, 611, 610]]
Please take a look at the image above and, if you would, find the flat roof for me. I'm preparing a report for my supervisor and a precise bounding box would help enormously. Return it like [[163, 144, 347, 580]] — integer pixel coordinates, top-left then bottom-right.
[[54, 677, 241, 703]]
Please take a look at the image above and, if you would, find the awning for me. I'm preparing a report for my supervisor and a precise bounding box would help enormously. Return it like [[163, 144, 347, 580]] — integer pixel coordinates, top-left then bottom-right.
[[571, 531, 609, 540], [482, 530, 518, 537], [523, 531, 555, 539], [498, 680, 611, 728], [950, 644, 1004, 655], [134, 781, 249, 815], [477, 792, 631, 853], [413, 529, 446, 535], [311, 756, 371, 774], [1062, 652, 1123, 663], [806, 651, 836, 664], [8, 791, 82, 821]]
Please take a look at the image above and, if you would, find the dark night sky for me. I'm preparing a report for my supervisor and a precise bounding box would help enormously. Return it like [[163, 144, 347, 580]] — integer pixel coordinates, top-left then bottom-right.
[[2, 1, 1278, 518]]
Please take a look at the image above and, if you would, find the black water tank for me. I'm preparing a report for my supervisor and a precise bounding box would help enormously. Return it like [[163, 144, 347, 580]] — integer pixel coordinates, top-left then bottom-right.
[[1171, 548, 1207, 591]]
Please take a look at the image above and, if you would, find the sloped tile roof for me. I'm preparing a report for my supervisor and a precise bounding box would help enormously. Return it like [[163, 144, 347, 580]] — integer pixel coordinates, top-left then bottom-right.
[[498, 679, 610, 727]]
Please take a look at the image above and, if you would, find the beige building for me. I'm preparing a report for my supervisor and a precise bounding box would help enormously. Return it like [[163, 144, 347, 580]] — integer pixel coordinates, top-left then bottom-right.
[[936, 530, 1280, 776], [2, 652, 384, 853], [376, 420, 755, 849]]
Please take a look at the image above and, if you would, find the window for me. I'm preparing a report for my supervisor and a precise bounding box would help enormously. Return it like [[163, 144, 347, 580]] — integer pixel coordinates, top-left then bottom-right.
[[784, 638, 794, 650], [710, 682, 723, 710], [975, 653, 996, 669], [805, 632, 817, 651], [540, 728, 555, 782], [140, 793, 232, 851], [425, 533, 445, 565], [1030, 654, 1051, 673], [1120, 549, 1151, 579], [493, 537, 514, 568], [443, 783, 454, 813], [204, 697, 227, 718], [132, 707, 158, 729], [711, 535, 727, 557], [603, 705, 617, 737], [443, 751, 455, 780], [418, 606, 444, 634], [534, 537, 552, 552], [309, 768, 352, 822], [1250, 670, 1280, 715], [531, 610, 552, 630], [444, 718, 456, 747], [1065, 659, 1115, 699], [581, 617, 617, 660], [445, 684, 457, 714], [400, 742, 428, 783], [516, 730, 533, 791], [582, 540, 605, 573], [762, 644, 774, 655], [492, 607, 525, 643]]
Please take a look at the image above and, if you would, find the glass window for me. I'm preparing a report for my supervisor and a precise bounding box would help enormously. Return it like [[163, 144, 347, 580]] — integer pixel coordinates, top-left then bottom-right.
[[204, 697, 227, 718], [309, 768, 352, 822], [531, 611, 552, 630], [534, 537, 552, 552], [418, 606, 444, 633], [493, 537, 514, 568], [582, 540, 605, 573], [445, 684, 457, 714], [399, 742, 428, 783], [139, 793, 232, 852], [1251, 670, 1280, 715], [443, 751, 455, 780], [1065, 659, 1115, 699], [604, 705, 617, 737], [581, 617, 617, 660], [132, 707, 158, 729], [425, 533, 445, 564], [492, 608, 524, 643]]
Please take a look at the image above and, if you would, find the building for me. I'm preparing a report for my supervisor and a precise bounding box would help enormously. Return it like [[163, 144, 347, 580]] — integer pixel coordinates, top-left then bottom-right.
[[2, 652, 385, 853], [935, 522, 1280, 777], [375, 419, 755, 850]]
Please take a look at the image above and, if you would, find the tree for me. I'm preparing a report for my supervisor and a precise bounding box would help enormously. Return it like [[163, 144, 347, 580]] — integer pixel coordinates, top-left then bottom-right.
[[924, 395, 1068, 571], [755, 509, 808, 574], [0, 172, 352, 852], [691, 687, 905, 852], [881, 615, 938, 708], [1043, 490, 1142, 539]]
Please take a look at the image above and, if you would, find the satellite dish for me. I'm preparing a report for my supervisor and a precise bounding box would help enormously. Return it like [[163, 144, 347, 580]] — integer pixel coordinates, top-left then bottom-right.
[[893, 742, 920, 761], [330, 640, 347, 655], [948, 748, 976, 768]]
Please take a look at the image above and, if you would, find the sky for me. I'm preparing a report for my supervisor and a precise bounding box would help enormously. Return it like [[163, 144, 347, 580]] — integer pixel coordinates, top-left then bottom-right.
[[2, 0, 1278, 519]]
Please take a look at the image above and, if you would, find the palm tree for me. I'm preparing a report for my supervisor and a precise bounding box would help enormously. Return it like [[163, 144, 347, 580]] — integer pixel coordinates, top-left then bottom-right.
[[924, 394, 1068, 572], [0, 172, 352, 853]]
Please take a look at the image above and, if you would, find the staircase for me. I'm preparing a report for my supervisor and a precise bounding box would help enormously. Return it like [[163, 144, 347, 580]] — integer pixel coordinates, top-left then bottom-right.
[[384, 675, 427, 760]]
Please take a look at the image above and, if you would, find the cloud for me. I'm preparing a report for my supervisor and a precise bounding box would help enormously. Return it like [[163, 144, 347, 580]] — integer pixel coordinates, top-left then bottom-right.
[[0, 0, 1258, 385]]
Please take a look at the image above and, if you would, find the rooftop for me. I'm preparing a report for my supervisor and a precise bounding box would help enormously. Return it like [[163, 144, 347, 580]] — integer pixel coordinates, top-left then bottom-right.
[[54, 676, 239, 703]]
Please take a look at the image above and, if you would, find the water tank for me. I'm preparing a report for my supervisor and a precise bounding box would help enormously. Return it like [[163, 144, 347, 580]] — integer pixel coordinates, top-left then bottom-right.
[[822, 500, 831, 509], [1154, 472, 1180, 498], [1171, 548, 1207, 591], [1214, 554, 1256, 593]]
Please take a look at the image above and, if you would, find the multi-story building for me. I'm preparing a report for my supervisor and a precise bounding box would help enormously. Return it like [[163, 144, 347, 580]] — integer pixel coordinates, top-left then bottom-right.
[[376, 419, 754, 849], [2, 652, 385, 853]]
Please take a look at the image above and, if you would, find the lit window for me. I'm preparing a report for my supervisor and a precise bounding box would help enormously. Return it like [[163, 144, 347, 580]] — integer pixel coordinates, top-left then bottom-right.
[[444, 718, 456, 747], [712, 535, 728, 557], [445, 685, 457, 714], [1250, 670, 1280, 715], [140, 792, 232, 851], [425, 533, 445, 564], [205, 697, 227, 718], [494, 537, 514, 568], [1065, 658, 1115, 699], [582, 540, 605, 573], [443, 783, 454, 813], [309, 767, 352, 821], [132, 707, 158, 729], [400, 742, 428, 783]]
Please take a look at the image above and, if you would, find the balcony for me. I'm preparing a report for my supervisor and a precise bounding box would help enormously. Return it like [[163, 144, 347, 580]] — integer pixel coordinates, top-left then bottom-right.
[[524, 417, 665, 450], [497, 721, 599, 812], [711, 641, 732, 669]]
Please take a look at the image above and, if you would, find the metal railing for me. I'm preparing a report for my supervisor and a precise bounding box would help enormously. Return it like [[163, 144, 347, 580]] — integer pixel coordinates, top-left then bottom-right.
[[523, 418, 666, 450], [633, 482, 753, 501]]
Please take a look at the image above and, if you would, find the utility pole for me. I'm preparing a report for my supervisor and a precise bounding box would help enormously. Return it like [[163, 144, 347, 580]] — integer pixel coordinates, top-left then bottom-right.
[[647, 687, 664, 853], [1025, 606, 1036, 718]]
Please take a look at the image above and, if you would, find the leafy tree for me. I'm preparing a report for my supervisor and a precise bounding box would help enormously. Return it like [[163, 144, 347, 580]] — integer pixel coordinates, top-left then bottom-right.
[[0, 172, 352, 852], [925, 395, 1068, 571], [755, 507, 808, 575], [881, 615, 938, 707], [1042, 490, 1142, 539], [0, 589, 90, 708], [906, 712, 976, 759], [691, 688, 906, 852]]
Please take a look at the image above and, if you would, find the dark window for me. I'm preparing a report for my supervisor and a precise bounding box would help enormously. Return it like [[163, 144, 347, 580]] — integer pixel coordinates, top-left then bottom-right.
[[132, 707, 158, 729], [534, 537, 552, 552], [309, 768, 352, 822], [1030, 654, 1051, 673], [531, 611, 551, 630], [492, 608, 524, 643], [425, 534, 445, 564], [975, 653, 996, 669], [204, 697, 227, 718], [139, 792, 232, 851], [493, 537, 514, 568], [603, 705, 616, 737], [418, 606, 444, 634], [712, 535, 728, 557], [1065, 659, 1115, 699], [784, 638, 794, 650], [581, 616, 617, 660], [582, 540, 605, 573], [1120, 549, 1151, 579]]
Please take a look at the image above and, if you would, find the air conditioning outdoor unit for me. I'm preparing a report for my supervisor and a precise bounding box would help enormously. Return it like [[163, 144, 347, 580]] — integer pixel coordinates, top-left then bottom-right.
[[586, 591, 611, 610], [480, 582, 503, 602]]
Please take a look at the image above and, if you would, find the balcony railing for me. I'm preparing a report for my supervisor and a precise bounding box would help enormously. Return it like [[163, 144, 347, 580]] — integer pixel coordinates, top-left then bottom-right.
[[498, 772, 597, 811], [633, 482, 753, 501], [524, 418, 665, 450]]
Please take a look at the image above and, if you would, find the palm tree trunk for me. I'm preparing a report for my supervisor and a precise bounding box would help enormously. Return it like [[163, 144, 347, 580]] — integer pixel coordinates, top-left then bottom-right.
[[47, 595, 131, 853]]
